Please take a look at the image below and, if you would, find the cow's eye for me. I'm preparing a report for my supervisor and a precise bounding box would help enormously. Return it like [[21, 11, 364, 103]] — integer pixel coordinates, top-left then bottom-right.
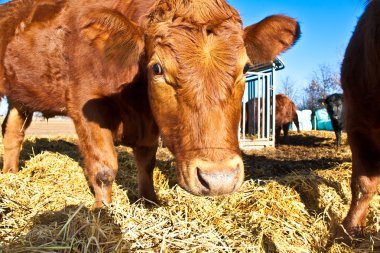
[[152, 63, 163, 75], [243, 64, 251, 74]]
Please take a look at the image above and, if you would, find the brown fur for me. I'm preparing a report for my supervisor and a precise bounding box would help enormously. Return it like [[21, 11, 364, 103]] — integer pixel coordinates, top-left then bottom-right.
[[0, 0, 300, 206], [244, 15, 301, 65], [0, 0, 34, 96], [338, 0, 380, 242], [245, 94, 300, 141], [275, 94, 300, 140]]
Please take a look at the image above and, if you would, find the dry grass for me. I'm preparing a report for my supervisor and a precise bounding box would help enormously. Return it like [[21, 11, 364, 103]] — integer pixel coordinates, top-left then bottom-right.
[[0, 131, 380, 252]]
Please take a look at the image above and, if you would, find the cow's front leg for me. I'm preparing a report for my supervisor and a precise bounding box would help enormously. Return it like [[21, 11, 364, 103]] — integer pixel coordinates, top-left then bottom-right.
[[336, 132, 380, 242], [283, 123, 291, 140], [338, 172, 379, 242], [335, 130, 342, 147], [133, 145, 158, 203], [85, 145, 118, 208], [71, 101, 119, 208], [275, 126, 281, 141]]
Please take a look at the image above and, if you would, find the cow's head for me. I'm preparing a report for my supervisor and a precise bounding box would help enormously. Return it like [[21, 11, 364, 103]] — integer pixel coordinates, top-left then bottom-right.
[[143, 1, 300, 196], [81, 1, 300, 197], [321, 94, 344, 119]]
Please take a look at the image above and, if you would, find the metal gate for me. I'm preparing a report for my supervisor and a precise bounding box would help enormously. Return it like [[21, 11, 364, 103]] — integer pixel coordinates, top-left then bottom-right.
[[239, 67, 277, 150]]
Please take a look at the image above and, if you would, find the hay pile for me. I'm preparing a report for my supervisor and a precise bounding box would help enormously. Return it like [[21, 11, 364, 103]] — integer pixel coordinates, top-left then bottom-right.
[[0, 132, 380, 252]]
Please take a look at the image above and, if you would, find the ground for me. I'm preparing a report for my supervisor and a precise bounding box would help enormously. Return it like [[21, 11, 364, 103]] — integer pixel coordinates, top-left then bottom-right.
[[0, 119, 379, 252], [24, 117, 77, 137]]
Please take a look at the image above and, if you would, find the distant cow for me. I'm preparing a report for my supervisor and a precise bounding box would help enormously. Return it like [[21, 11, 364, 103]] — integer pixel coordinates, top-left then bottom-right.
[[339, 0, 380, 241], [275, 94, 300, 140], [0, 0, 300, 207], [320, 93, 344, 147], [244, 94, 299, 139], [243, 97, 261, 135]]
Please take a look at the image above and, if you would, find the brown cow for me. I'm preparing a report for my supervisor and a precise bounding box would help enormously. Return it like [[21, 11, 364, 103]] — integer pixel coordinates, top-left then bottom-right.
[[339, 0, 380, 241], [275, 94, 300, 140], [0, 0, 300, 207]]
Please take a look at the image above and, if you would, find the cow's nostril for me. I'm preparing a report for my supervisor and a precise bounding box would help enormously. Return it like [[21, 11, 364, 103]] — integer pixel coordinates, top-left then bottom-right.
[[186, 156, 244, 196], [197, 167, 210, 190], [196, 166, 241, 194]]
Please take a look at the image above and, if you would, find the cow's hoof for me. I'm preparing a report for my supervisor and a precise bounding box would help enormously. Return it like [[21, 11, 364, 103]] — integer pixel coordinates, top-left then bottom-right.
[[137, 193, 159, 208], [139, 189, 158, 204], [93, 200, 110, 209], [333, 224, 363, 246]]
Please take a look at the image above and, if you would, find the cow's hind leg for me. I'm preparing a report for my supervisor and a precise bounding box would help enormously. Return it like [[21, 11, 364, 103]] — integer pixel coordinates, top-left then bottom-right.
[[337, 131, 380, 242], [2, 104, 32, 173], [133, 145, 158, 203], [293, 112, 300, 133]]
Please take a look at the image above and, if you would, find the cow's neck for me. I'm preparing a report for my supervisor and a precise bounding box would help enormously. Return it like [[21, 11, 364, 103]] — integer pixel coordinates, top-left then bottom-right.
[[115, 60, 159, 147], [111, 0, 159, 146]]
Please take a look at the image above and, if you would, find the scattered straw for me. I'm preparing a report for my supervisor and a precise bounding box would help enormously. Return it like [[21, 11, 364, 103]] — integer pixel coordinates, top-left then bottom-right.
[[0, 132, 379, 252]]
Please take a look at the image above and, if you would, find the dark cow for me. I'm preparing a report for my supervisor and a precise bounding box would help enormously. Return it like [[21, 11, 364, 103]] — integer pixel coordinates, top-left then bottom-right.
[[0, 0, 300, 207], [339, 0, 380, 241], [319, 93, 344, 147], [275, 94, 300, 140], [243, 98, 261, 135]]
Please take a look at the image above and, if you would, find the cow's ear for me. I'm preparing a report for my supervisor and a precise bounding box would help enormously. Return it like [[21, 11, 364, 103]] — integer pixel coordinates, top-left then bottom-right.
[[80, 8, 144, 71], [244, 15, 300, 65]]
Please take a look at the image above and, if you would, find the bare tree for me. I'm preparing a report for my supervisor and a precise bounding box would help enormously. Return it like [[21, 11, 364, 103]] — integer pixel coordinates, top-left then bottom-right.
[[279, 76, 297, 102], [313, 64, 341, 95], [304, 79, 323, 111], [297, 95, 309, 111], [304, 64, 342, 111]]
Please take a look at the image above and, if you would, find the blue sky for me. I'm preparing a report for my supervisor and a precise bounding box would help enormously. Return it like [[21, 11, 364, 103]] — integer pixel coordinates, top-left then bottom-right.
[[229, 0, 366, 102], [0, 0, 367, 113]]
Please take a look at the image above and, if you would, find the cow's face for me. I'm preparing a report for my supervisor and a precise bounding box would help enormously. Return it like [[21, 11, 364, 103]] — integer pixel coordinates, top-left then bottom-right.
[[143, 1, 300, 196], [325, 95, 344, 120]]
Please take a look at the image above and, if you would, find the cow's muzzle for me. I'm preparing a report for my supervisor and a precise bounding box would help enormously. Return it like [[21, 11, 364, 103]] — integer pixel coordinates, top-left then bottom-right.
[[178, 155, 244, 196]]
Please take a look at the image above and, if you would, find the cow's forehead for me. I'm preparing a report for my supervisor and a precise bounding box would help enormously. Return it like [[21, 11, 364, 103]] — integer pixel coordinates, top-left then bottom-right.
[[143, 0, 246, 62], [144, 0, 242, 28], [145, 9, 247, 72], [146, 22, 246, 106], [147, 20, 246, 76]]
